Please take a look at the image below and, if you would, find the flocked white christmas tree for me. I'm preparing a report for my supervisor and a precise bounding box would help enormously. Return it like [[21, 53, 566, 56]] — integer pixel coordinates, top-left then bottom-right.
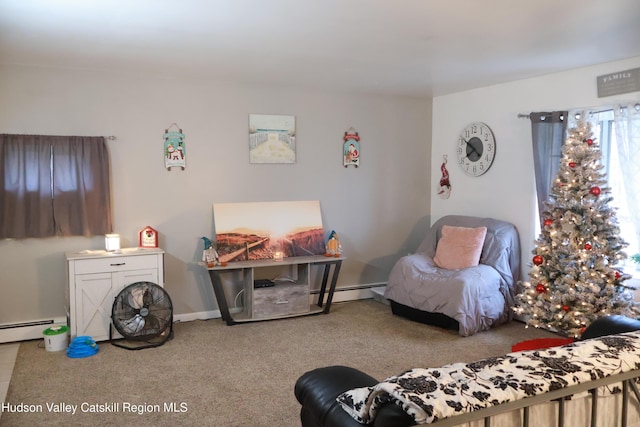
[[514, 119, 637, 338]]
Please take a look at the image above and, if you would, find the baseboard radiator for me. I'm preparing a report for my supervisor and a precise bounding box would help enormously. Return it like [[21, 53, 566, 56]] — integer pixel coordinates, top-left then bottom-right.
[[0, 317, 67, 344], [174, 283, 388, 323], [2, 285, 387, 341], [310, 283, 386, 304]]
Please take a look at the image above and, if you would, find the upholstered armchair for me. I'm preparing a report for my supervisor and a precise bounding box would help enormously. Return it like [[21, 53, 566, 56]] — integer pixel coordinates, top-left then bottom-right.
[[384, 215, 520, 336]]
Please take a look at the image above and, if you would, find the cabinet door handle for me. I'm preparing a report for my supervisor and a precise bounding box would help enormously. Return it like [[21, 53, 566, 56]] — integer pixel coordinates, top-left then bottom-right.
[[275, 300, 289, 304], [110, 262, 126, 266]]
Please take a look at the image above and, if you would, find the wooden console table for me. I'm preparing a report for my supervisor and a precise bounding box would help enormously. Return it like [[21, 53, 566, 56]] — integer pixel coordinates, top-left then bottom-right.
[[206, 255, 344, 325]]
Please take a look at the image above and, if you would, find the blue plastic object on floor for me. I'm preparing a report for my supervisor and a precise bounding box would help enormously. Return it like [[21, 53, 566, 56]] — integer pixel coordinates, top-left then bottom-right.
[[66, 336, 99, 358]]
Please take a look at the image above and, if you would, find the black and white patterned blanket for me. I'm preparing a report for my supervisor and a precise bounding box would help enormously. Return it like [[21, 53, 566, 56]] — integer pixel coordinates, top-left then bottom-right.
[[337, 331, 640, 425]]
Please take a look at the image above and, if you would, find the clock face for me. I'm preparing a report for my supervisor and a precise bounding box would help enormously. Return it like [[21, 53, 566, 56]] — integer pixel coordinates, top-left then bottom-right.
[[456, 122, 496, 177]]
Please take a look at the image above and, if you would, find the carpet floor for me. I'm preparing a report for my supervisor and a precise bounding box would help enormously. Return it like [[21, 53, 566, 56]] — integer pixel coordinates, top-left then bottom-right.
[[2, 300, 557, 427]]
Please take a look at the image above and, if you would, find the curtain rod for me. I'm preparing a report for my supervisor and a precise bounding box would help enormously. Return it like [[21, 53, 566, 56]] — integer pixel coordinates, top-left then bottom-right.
[[517, 103, 640, 119], [106, 136, 116, 140]]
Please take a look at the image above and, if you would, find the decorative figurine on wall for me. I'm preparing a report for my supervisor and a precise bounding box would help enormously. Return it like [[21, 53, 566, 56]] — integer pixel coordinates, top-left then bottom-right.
[[164, 123, 186, 170], [343, 128, 360, 168], [325, 230, 342, 257], [437, 155, 452, 199], [201, 236, 219, 267]]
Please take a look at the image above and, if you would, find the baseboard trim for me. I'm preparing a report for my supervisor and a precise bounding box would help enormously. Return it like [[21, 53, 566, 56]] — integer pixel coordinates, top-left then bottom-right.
[[174, 283, 387, 322], [2, 285, 387, 340], [310, 284, 386, 304], [173, 310, 222, 323], [0, 317, 67, 344], [310, 282, 386, 294]]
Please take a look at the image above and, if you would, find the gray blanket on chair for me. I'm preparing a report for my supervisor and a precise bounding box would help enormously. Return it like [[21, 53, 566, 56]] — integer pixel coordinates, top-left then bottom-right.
[[384, 215, 520, 336]]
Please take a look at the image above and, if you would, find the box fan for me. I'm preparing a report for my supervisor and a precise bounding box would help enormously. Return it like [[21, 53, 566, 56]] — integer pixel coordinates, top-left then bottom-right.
[[110, 281, 173, 350]]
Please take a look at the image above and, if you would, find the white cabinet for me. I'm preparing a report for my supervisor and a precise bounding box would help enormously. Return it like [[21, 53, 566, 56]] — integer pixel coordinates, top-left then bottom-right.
[[66, 248, 164, 341]]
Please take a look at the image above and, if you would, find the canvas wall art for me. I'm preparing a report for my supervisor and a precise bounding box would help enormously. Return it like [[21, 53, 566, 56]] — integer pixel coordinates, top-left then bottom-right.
[[249, 114, 296, 164], [213, 200, 324, 262]]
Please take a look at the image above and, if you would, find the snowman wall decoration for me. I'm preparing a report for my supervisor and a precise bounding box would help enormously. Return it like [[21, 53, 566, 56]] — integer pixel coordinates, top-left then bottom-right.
[[343, 128, 360, 168], [164, 124, 186, 170]]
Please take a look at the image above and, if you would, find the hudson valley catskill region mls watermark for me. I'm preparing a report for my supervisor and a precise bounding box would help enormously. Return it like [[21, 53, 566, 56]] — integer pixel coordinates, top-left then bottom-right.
[[1, 401, 188, 415]]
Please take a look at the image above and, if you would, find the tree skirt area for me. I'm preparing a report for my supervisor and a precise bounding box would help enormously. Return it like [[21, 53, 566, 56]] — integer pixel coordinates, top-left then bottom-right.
[[512, 337, 574, 352]]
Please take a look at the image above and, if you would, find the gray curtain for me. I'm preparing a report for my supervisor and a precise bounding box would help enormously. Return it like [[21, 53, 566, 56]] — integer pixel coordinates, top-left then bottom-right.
[[0, 134, 112, 238], [530, 112, 567, 225]]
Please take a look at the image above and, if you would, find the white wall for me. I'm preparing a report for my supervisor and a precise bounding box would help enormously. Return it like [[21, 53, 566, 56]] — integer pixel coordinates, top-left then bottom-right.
[[0, 64, 432, 325], [431, 56, 640, 278]]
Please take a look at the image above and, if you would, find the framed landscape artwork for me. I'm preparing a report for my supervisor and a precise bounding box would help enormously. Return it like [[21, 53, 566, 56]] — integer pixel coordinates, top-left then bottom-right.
[[213, 200, 324, 263], [248, 114, 296, 164]]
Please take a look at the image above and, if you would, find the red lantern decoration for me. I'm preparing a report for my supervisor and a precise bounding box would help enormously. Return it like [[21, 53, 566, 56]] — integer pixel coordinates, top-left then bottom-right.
[[532, 255, 544, 266], [584, 243, 592, 250], [536, 283, 546, 294], [589, 186, 601, 196], [568, 162, 576, 168], [562, 305, 570, 312], [543, 218, 553, 227], [585, 138, 593, 146]]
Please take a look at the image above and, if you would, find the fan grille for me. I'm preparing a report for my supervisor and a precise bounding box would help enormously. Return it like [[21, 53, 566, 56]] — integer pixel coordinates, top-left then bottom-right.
[[112, 282, 173, 342]]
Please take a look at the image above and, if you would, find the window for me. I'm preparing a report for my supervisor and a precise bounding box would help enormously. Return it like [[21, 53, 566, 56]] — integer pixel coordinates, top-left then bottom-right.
[[594, 111, 639, 267], [0, 134, 113, 239]]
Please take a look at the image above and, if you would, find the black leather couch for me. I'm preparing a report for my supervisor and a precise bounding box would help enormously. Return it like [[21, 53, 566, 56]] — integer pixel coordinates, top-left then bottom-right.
[[294, 315, 640, 427], [295, 365, 415, 427]]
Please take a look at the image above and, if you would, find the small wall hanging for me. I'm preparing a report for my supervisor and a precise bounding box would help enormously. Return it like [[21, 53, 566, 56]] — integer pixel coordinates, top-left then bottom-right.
[[343, 128, 360, 168], [248, 114, 296, 164], [437, 155, 451, 199], [163, 123, 186, 170]]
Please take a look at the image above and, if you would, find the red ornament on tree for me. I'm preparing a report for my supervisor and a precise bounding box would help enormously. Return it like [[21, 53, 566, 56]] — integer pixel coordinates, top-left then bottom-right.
[[562, 305, 570, 312], [589, 186, 601, 196], [585, 138, 594, 146], [568, 162, 576, 168], [536, 283, 546, 294], [543, 218, 554, 227], [584, 243, 592, 250], [532, 255, 544, 265], [615, 271, 622, 280]]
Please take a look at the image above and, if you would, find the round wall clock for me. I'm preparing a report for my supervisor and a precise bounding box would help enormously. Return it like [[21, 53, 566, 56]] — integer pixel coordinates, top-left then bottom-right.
[[456, 122, 496, 177]]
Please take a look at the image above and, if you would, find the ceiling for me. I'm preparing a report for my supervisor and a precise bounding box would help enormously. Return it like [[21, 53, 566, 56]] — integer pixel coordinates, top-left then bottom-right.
[[1, 0, 639, 97]]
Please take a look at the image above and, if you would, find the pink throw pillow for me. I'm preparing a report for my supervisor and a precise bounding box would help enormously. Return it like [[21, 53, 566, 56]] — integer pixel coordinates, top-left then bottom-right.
[[433, 225, 487, 269]]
